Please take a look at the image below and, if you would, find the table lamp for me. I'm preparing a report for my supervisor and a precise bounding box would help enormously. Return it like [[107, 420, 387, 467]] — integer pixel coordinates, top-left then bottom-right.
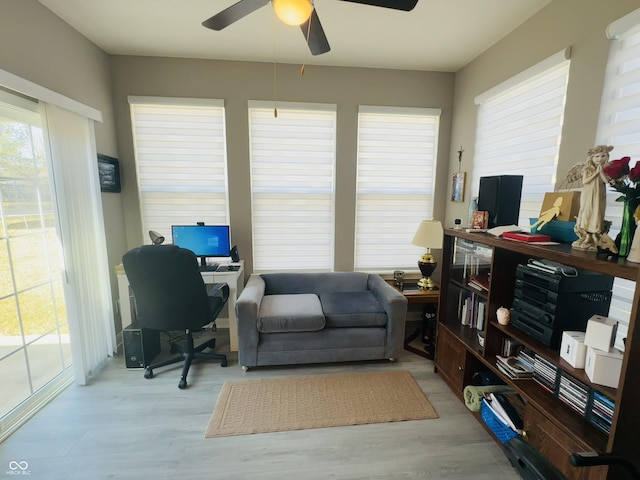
[[411, 220, 444, 290]]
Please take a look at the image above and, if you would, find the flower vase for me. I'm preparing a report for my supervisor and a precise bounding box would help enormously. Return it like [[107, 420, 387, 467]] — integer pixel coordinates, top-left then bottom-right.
[[618, 199, 636, 258]]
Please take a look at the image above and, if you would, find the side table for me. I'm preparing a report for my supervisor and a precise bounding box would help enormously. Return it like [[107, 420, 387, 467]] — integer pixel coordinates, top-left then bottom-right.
[[387, 280, 440, 359]]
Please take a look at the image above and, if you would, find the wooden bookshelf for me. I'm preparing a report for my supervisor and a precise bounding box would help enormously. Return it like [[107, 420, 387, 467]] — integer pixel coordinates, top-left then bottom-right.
[[435, 229, 640, 480]]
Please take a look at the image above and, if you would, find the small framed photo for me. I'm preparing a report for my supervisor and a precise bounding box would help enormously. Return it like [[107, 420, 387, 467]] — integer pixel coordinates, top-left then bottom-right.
[[97, 154, 121, 193], [451, 172, 466, 202]]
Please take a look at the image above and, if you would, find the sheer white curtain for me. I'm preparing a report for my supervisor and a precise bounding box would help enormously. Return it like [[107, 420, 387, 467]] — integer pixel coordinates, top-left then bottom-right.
[[43, 104, 114, 385]]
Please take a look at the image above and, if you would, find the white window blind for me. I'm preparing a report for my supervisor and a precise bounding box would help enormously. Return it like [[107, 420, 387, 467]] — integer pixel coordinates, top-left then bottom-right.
[[595, 11, 640, 351], [472, 50, 571, 227], [248, 101, 336, 272], [354, 106, 440, 271], [128, 97, 229, 243]]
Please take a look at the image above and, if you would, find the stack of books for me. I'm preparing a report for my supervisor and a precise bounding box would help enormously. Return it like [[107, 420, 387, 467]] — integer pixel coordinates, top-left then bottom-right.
[[496, 354, 533, 380], [590, 391, 614, 434], [468, 273, 490, 292], [558, 371, 589, 416], [533, 354, 559, 395]]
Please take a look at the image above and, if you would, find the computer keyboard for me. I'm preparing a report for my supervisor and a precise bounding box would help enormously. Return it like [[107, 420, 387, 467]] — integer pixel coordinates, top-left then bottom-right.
[[216, 265, 240, 272], [199, 263, 219, 272]]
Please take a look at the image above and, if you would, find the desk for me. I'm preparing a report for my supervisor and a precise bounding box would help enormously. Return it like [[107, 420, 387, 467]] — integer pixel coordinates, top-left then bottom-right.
[[387, 280, 440, 359], [116, 261, 245, 352]]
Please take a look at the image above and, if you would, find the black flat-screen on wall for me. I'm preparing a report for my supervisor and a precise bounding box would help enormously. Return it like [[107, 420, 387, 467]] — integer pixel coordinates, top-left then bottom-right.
[[171, 224, 231, 267]]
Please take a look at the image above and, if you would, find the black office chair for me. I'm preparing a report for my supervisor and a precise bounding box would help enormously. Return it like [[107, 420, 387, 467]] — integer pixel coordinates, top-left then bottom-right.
[[122, 244, 229, 389]]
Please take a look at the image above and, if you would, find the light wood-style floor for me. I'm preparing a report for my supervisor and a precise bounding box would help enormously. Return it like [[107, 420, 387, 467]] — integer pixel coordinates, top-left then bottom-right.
[[0, 327, 521, 480]]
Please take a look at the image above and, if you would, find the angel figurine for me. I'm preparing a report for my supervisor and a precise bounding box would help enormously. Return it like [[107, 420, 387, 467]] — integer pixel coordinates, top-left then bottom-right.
[[564, 145, 616, 252]]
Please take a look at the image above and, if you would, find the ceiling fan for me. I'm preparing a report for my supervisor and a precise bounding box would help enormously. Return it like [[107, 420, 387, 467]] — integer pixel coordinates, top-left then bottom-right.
[[202, 0, 419, 56]]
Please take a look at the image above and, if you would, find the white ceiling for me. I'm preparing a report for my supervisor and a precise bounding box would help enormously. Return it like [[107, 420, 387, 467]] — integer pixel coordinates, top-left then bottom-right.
[[38, 0, 551, 72]]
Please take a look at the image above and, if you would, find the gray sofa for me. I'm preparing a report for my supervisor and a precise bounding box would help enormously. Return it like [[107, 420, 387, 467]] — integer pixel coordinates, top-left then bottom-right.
[[235, 272, 408, 370]]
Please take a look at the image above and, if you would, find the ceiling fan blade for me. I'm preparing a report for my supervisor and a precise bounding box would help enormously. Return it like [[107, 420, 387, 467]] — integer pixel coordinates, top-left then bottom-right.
[[300, 9, 330, 56], [202, 0, 270, 30], [339, 0, 418, 11]]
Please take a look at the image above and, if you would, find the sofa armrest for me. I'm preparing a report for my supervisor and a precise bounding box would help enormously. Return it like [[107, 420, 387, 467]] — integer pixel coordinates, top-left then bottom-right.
[[235, 274, 266, 367], [368, 274, 408, 358]]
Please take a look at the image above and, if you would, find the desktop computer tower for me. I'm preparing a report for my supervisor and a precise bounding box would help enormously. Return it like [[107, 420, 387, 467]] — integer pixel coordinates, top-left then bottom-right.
[[477, 175, 524, 228], [123, 322, 161, 368]]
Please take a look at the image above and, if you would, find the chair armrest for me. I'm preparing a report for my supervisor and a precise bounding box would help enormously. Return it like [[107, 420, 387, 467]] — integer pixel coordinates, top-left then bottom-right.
[[367, 274, 408, 358], [235, 275, 266, 367]]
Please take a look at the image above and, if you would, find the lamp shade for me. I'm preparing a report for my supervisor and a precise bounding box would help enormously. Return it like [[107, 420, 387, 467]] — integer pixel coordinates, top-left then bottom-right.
[[273, 0, 313, 26], [411, 220, 444, 249]]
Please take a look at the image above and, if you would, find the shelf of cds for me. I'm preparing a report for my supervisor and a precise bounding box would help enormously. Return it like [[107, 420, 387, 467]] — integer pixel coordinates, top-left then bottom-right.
[[435, 229, 640, 480]]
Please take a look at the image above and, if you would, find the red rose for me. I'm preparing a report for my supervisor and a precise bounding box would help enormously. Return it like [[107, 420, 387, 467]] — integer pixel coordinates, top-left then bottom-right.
[[604, 156, 631, 179], [629, 162, 640, 182]]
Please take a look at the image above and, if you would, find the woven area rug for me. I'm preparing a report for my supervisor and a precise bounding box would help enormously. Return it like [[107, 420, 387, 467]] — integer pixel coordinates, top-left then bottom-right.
[[205, 370, 438, 438]]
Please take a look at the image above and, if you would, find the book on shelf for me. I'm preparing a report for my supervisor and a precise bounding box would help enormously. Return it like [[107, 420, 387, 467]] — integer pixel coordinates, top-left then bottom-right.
[[458, 291, 486, 329], [468, 273, 490, 292], [496, 355, 533, 380], [502, 231, 552, 242]]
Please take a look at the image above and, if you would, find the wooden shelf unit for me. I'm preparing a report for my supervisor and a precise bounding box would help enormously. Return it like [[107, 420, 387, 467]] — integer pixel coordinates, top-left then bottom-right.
[[435, 229, 640, 480]]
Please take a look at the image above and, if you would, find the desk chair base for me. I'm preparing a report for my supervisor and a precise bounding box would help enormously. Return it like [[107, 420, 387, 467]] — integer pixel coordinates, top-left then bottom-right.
[[144, 329, 227, 389]]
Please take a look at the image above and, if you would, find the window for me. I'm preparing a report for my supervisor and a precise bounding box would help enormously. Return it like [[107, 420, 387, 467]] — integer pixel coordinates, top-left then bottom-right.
[[128, 97, 229, 243], [472, 49, 571, 227], [248, 101, 336, 272], [354, 106, 440, 271], [595, 10, 640, 350]]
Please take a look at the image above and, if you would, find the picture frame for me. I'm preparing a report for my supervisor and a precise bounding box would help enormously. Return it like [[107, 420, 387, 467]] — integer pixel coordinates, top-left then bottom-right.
[[97, 154, 121, 193], [451, 172, 466, 202]]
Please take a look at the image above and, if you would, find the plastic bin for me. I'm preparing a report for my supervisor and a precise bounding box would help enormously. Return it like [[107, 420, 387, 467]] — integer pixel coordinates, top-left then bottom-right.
[[481, 399, 519, 444]]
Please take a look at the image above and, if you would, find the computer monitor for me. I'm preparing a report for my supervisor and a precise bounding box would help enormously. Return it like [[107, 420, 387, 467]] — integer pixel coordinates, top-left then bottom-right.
[[171, 225, 231, 267]]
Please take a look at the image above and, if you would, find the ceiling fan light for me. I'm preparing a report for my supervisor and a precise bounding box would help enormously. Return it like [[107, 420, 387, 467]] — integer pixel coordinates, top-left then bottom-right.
[[273, 0, 313, 26]]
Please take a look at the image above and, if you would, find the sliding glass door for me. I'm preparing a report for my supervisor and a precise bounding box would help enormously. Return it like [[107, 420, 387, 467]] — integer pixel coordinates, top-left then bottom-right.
[[0, 93, 71, 428]]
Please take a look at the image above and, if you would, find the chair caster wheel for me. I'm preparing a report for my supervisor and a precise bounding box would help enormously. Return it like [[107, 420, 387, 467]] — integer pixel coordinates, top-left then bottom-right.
[[242, 366, 250, 372], [221, 359, 228, 367], [144, 369, 154, 379], [178, 378, 187, 389]]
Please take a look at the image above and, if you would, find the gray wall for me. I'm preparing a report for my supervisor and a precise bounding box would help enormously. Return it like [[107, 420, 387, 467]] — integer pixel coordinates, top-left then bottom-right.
[[444, 0, 640, 227], [110, 57, 455, 274]]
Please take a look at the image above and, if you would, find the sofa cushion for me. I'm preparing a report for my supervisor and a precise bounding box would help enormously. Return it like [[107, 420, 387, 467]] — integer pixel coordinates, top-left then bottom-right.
[[320, 291, 387, 328], [257, 294, 325, 333]]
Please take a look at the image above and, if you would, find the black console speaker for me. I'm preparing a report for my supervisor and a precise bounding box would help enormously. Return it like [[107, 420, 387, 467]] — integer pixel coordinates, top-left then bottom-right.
[[230, 245, 240, 262], [123, 322, 161, 368], [477, 175, 524, 228]]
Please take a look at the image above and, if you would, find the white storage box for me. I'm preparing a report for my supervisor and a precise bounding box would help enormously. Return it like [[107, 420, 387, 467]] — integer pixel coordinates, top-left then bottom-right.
[[584, 315, 618, 352], [560, 331, 587, 369], [585, 346, 624, 389]]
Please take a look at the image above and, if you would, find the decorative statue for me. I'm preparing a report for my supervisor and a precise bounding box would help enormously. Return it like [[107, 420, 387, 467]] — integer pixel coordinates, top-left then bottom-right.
[[564, 145, 616, 252]]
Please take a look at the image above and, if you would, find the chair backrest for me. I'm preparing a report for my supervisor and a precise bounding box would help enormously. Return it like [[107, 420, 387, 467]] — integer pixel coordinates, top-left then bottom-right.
[[122, 245, 211, 331]]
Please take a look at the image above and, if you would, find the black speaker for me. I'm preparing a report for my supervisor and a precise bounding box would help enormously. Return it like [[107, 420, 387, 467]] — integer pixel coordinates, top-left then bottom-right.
[[477, 175, 523, 228], [230, 245, 240, 262], [123, 322, 161, 368]]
